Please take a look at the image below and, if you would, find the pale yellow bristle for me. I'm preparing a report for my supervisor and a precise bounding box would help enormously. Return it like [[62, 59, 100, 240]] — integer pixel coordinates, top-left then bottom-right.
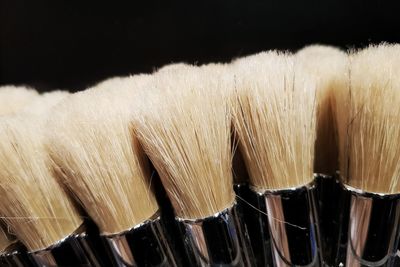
[[21, 90, 70, 115], [296, 45, 349, 175], [156, 63, 188, 73], [46, 79, 159, 235], [0, 86, 39, 115], [337, 44, 400, 193], [132, 64, 235, 220], [0, 116, 82, 251], [231, 51, 317, 190]]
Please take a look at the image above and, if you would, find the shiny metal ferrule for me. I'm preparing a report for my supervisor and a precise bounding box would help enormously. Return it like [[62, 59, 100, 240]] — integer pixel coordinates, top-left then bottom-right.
[[339, 185, 400, 267], [104, 212, 177, 267], [251, 182, 321, 267], [177, 203, 248, 267], [0, 242, 36, 267], [30, 225, 103, 267]]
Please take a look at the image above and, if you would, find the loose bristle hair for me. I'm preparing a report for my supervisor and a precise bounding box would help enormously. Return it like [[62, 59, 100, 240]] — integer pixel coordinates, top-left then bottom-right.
[[0, 224, 13, 253], [0, 116, 82, 251], [0, 86, 39, 115], [337, 44, 400, 193], [296, 45, 349, 175], [46, 81, 159, 235], [132, 64, 235, 220], [231, 51, 317, 190]]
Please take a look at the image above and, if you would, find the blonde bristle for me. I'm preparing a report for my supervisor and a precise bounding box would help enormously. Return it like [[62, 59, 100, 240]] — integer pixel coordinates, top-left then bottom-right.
[[231, 51, 317, 190], [296, 45, 349, 175], [132, 64, 235, 220], [156, 63, 188, 73], [0, 116, 82, 251], [0, 86, 39, 115], [338, 44, 400, 193], [46, 80, 159, 235]]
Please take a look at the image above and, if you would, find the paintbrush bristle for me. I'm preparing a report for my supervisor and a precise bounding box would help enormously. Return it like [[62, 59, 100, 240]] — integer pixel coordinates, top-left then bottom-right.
[[133, 64, 235, 220], [21, 90, 70, 115], [47, 82, 159, 235], [231, 51, 317, 190], [0, 115, 82, 251], [0, 86, 39, 115], [296, 45, 349, 175], [338, 44, 400, 193]]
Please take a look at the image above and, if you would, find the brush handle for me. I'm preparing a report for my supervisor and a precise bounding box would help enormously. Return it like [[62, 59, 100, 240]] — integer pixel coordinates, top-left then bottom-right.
[[0, 249, 36, 267], [177, 204, 248, 267], [104, 216, 177, 267], [338, 186, 400, 267], [251, 183, 322, 267]]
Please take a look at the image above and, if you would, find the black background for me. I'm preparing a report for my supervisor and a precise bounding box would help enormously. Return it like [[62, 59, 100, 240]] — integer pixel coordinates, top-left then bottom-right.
[[1, 0, 399, 92]]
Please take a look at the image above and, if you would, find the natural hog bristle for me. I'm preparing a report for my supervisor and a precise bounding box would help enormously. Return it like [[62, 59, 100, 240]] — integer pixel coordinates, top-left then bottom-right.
[[0, 115, 82, 251], [0, 86, 39, 115], [21, 90, 70, 115], [0, 224, 14, 253], [231, 51, 317, 191], [132, 64, 235, 220], [46, 79, 159, 235], [338, 44, 400, 193], [296, 45, 349, 175]]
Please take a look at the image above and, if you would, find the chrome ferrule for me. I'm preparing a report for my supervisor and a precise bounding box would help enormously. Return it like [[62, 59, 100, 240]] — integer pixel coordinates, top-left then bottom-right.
[[177, 203, 249, 267], [104, 213, 177, 267], [250, 182, 322, 267]]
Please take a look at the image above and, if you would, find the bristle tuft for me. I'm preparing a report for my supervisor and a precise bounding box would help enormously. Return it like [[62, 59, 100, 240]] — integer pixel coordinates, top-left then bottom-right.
[[47, 80, 159, 235], [231, 51, 317, 190], [296, 45, 349, 175], [133, 65, 235, 220], [0, 86, 39, 115], [0, 116, 82, 251], [338, 43, 400, 193]]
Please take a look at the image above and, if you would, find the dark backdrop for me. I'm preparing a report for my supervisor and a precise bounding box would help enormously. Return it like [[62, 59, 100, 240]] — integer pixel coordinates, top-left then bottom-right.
[[1, 0, 399, 92]]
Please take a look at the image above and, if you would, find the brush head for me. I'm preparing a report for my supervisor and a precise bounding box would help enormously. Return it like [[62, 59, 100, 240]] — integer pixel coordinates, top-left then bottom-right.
[[337, 44, 400, 194], [0, 115, 83, 252], [47, 79, 159, 235], [132, 64, 235, 220], [231, 51, 317, 191], [0, 86, 39, 115], [296, 45, 349, 175]]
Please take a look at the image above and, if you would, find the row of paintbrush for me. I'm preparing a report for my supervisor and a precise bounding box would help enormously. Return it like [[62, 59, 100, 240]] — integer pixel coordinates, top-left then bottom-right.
[[0, 43, 399, 267]]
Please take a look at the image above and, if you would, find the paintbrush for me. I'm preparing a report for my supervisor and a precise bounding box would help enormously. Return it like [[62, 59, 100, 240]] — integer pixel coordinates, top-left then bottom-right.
[[295, 44, 349, 266], [231, 50, 321, 266], [334, 43, 400, 266], [132, 64, 253, 266], [46, 77, 178, 267]]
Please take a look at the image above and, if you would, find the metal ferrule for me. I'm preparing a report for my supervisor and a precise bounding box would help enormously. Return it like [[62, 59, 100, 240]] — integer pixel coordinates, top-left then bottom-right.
[[0, 242, 36, 267], [314, 174, 343, 267], [250, 182, 321, 267], [104, 212, 177, 267], [177, 203, 248, 267], [339, 185, 400, 267], [30, 225, 103, 267]]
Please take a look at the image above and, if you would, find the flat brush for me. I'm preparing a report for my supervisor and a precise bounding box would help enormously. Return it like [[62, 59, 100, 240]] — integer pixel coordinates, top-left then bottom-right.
[[0, 85, 39, 115], [46, 79, 178, 267], [133, 64, 252, 266], [335, 44, 400, 267], [231, 51, 321, 266], [295, 45, 349, 266]]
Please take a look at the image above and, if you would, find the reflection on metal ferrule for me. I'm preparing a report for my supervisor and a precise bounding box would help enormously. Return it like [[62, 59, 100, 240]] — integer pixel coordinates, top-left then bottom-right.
[[178, 204, 245, 267], [343, 186, 400, 267], [256, 182, 321, 267], [104, 213, 176, 267]]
